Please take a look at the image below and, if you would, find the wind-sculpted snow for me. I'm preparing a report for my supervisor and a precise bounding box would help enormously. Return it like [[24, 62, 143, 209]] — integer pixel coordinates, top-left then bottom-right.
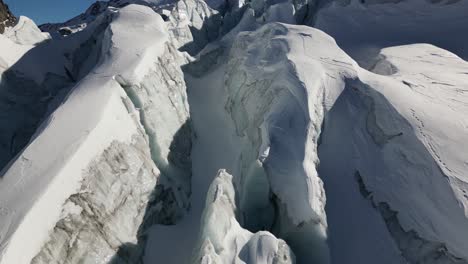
[[359, 45, 468, 261], [193, 170, 295, 264], [196, 21, 356, 264], [205, 13, 468, 264], [0, 4, 192, 264], [1, 0, 468, 263], [0, 12, 110, 173], [314, 0, 468, 65], [318, 44, 468, 263], [3, 16, 50, 45]]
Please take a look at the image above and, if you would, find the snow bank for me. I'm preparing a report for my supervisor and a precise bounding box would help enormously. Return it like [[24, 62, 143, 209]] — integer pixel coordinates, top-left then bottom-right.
[[222, 22, 359, 263]]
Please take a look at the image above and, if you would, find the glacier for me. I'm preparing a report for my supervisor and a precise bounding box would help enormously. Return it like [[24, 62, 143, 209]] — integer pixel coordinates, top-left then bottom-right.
[[0, 0, 467, 263]]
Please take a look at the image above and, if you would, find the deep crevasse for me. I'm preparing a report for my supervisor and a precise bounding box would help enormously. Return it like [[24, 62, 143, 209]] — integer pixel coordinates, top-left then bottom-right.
[[0, 0, 468, 264]]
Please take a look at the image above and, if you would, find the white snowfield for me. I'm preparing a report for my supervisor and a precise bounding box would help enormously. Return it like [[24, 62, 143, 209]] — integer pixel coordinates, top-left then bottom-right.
[[0, 0, 467, 264]]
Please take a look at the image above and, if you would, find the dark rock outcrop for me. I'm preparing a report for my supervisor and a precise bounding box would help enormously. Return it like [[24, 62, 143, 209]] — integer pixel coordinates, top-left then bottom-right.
[[0, 0, 16, 34]]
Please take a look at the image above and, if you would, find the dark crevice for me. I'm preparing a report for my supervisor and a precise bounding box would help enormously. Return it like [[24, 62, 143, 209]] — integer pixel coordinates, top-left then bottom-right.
[[0, 0, 16, 34], [109, 119, 193, 264]]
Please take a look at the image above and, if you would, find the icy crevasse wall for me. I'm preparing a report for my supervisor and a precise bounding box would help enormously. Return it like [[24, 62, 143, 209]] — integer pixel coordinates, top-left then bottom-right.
[[193, 170, 295, 264], [0, 4, 194, 264], [31, 10, 194, 264], [32, 135, 159, 264], [221, 22, 358, 264], [32, 43, 193, 263], [2, 0, 468, 264]]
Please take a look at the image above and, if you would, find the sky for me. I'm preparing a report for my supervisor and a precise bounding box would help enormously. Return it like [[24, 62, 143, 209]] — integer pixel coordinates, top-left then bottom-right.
[[4, 0, 101, 25]]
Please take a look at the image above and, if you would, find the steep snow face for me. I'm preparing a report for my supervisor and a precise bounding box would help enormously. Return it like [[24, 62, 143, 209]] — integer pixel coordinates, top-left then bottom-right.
[[211, 12, 468, 264], [193, 170, 295, 264], [3, 16, 50, 45], [0, 4, 193, 264], [221, 22, 358, 264], [30, 96, 155, 264], [314, 0, 468, 65], [1, 0, 468, 263], [360, 45, 468, 261], [30, 42, 193, 264], [319, 43, 468, 263], [0, 10, 116, 173]]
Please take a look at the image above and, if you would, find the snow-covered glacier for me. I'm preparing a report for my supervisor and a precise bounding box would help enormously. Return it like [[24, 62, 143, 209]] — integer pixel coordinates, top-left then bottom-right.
[[0, 0, 468, 263]]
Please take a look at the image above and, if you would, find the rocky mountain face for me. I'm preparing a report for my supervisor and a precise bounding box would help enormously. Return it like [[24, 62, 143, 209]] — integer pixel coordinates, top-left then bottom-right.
[[0, 0, 468, 264], [0, 0, 15, 33]]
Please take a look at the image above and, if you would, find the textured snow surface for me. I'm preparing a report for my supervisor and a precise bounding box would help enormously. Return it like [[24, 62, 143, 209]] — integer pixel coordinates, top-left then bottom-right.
[[1, 0, 468, 263], [193, 169, 295, 264], [0, 4, 171, 263], [3, 16, 50, 45]]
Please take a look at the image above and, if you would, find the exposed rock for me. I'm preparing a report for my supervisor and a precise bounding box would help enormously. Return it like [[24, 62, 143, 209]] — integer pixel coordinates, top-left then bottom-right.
[[0, 0, 15, 34]]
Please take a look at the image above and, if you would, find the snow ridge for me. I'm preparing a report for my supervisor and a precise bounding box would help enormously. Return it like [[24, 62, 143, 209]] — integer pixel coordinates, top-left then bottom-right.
[[0, 0, 468, 264]]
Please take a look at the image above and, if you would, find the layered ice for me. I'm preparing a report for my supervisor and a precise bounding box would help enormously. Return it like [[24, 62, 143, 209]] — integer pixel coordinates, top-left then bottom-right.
[[193, 170, 295, 264], [1, 0, 468, 263], [0, 4, 192, 264]]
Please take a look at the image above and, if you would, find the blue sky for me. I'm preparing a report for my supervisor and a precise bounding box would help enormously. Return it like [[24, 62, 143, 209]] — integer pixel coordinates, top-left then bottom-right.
[[4, 0, 101, 25]]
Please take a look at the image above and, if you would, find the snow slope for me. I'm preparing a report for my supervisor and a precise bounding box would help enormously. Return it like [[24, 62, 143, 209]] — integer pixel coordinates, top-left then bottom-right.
[[319, 44, 468, 264], [1, 0, 468, 263], [314, 0, 468, 65], [0, 4, 172, 263]]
